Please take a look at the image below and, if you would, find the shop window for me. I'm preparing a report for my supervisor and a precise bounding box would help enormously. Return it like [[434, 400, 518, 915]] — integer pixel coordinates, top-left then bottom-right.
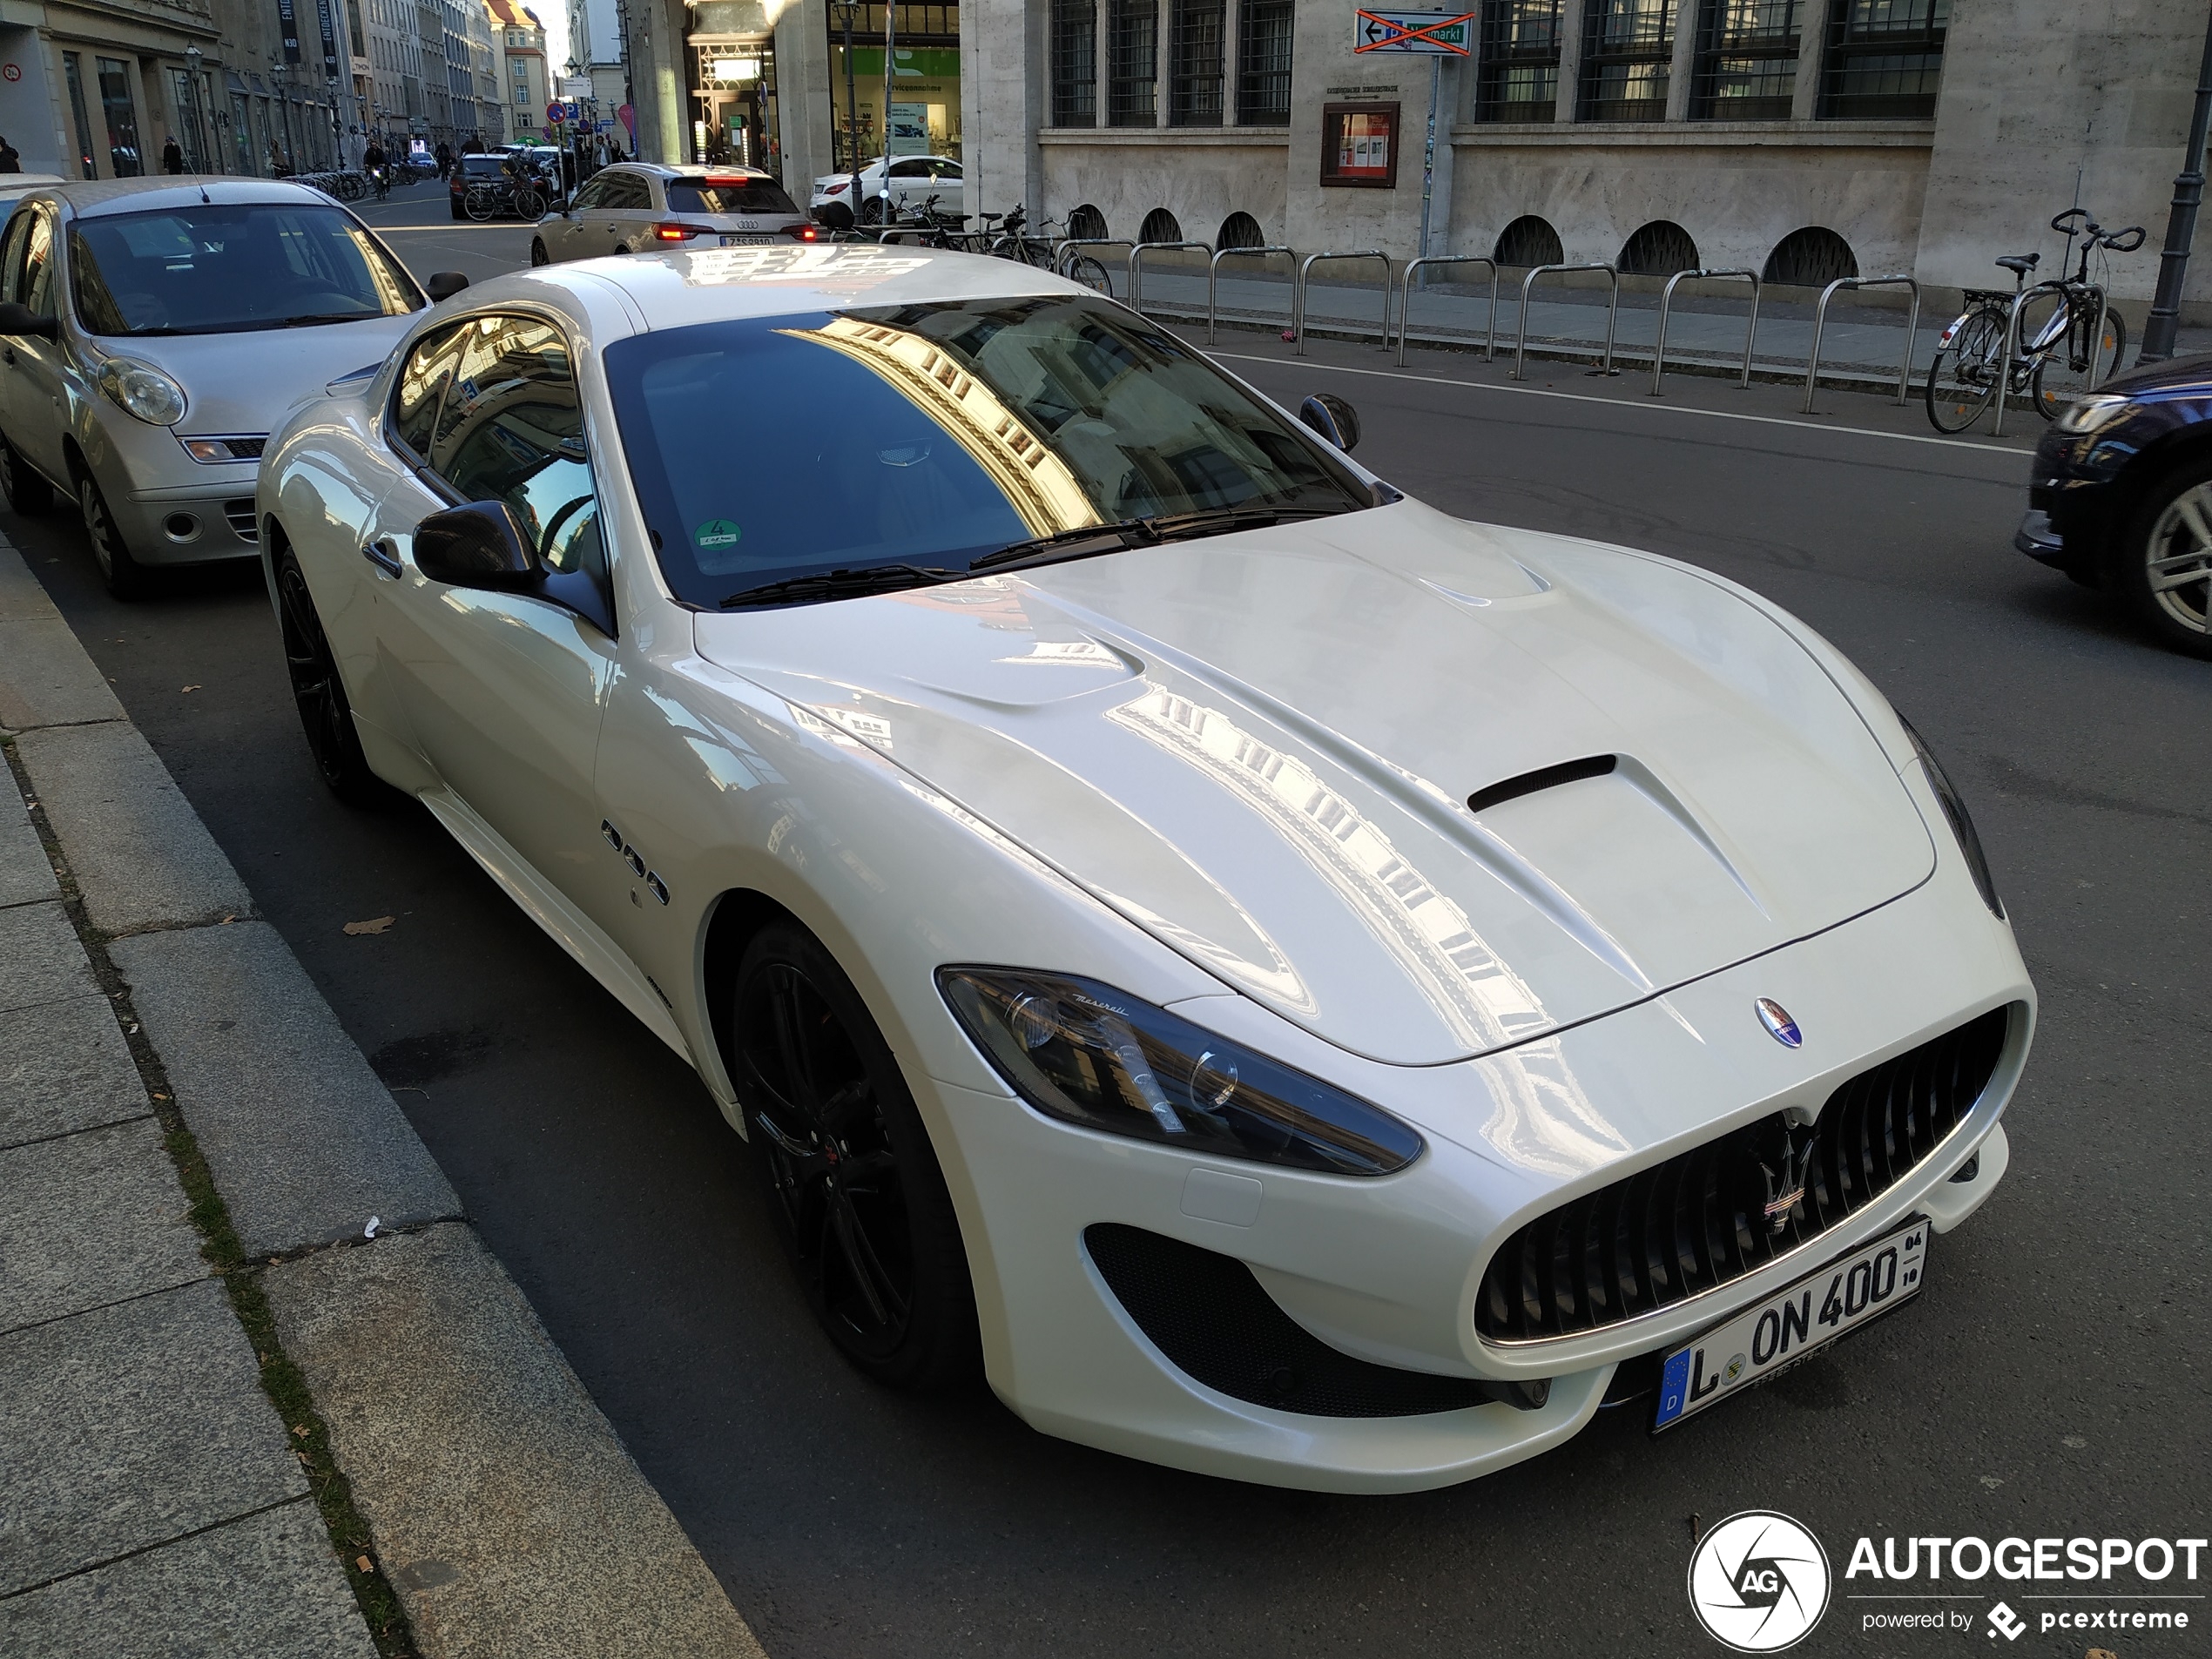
[[1762, 225, 1856, 286], [1108, 0, 1158, 126], [1235, 0, 1291, 125], [1051, 0, 1097, 127], [1169, 0, 1224, 126], [1138, 206, 1182, 242], [1578, 0, 1673, 121], [1494, 215, 1564, 267], [63, 55, 98, 179], [97, 57, 143, 177], [1817, 0, 1946, 118], [1617, 219, 1700, 274], [1690, 0, 1801, 119], [1478, 0, 1563, 122], [1217, 210, 1263, 248]]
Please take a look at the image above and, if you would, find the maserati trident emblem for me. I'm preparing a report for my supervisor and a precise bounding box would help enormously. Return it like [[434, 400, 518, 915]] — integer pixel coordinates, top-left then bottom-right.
[[1756, 997, 1802, 1048], [1758, 1119, 1818, 1232]]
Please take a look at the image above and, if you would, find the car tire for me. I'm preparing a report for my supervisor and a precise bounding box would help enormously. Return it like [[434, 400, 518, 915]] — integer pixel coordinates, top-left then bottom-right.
[[2117, 456, 2212, 659], [0, 435, 53, 515], [611, 243, 630, 255], [78, 472, 146, 600], [274, 548, 383, 804], [529, 237, 551, 266], [731, 921, 981, 1392]]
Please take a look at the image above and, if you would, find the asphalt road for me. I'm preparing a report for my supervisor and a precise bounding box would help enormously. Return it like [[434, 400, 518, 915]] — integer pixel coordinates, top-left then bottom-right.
[[13, 212, 2209, 1657]]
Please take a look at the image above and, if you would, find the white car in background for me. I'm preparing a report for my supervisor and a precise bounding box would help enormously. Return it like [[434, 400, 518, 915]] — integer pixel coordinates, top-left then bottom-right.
[[811, 155, 965, 227], [529, 162, 819, 264], [255, 246, 2032, 1492]]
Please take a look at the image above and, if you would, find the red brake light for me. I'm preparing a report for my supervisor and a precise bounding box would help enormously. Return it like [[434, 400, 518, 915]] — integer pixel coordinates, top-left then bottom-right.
[[652, 221, 710, 242], [787, 223, 820, 242], [823, 180, 847, 194]]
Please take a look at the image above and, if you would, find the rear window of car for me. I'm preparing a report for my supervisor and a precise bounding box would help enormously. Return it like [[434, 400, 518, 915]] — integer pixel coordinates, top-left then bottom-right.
[[665, 179, 797, 216], [459, 156, 507, 178]]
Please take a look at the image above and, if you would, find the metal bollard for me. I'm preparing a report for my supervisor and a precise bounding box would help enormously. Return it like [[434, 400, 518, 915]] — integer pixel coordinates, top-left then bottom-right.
[[1293, 251, 1392, 356], [1651, 268, 1762, 396], [1207, 245, 1297, 343], [1513, 263, 1621, 381], [1803, 274, 1921, 413], [1398, 255, 1499, 366]]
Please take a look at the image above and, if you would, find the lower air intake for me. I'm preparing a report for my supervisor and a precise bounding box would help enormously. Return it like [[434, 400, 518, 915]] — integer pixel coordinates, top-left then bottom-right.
[[224, 500, 258, 543]]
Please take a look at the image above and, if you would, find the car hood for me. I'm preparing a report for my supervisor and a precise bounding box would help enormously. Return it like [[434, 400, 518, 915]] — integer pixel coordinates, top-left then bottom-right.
[[692, 500, 1935, 1066], [108, 314, 415, 435]]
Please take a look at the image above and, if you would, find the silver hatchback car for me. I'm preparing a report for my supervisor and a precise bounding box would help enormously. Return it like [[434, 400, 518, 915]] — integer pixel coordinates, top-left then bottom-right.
[[527, 163, 819, 265], [0, 178, 432, 597]]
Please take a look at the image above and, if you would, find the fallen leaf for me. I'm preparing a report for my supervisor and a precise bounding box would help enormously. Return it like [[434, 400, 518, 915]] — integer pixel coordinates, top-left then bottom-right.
[[343, 916, 395, 935], [293, 1425, 309, 1437], [357, 1555, 374, 1574], [180, 685, 200, 693]]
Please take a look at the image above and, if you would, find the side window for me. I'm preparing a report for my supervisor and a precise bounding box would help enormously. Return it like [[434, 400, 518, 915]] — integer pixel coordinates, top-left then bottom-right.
[[614, 174, 651, 210], [21, 212, 57, 320], [391, 320, 470, 462], [570, 176, 605, 211], [890, 158, 930, 179], [0, 211, 32, 303], [426, 313, 603, 583]]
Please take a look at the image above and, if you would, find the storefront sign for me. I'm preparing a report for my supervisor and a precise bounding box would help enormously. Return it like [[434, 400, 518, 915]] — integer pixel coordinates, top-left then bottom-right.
[[275, 0, 302, 65], [1319, 101, 1400, 188]]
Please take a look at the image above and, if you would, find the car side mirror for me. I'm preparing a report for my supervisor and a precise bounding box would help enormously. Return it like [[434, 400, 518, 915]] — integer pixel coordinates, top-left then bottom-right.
[[413, 501, 537, 587], [1298, 394, 1361, 454], [0, 300, 58, 340], [425, 271, 469, 302]]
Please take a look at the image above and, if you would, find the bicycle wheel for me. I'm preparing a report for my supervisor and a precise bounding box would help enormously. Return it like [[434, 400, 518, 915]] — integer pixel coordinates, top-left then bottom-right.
[[2030, 303, 2128, 421], [1925, 307, 2006, 435], [512, 185, 545, 220], [465, 185, 497, 223], [1064, 255, 1112, 295], [335, 172, 365, 201]]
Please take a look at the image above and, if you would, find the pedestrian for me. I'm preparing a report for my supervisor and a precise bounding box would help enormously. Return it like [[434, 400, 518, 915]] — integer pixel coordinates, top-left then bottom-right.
[[161, 134, 184, 175], [0, 135, 19, 173]]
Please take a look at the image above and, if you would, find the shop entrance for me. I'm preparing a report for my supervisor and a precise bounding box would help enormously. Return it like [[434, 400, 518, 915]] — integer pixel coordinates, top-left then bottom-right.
[[691, 40, 776, 172]]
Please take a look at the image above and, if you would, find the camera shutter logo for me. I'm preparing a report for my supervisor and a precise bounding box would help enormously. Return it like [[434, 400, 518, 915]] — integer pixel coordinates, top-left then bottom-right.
[[1687, 1510, 1831, 1653]]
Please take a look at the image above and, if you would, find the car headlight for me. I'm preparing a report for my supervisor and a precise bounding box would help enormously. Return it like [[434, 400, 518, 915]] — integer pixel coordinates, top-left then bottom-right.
[[939, 968, 1423, 1177], [2054, 393, 2130, 436], [96, 358, 187, 427], [1899, 717, 2003, 920]]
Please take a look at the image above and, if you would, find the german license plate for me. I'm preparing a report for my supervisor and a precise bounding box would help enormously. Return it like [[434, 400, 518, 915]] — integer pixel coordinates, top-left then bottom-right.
[[1653, 1218, 1928, 1431], [719, 233, 779, 246]]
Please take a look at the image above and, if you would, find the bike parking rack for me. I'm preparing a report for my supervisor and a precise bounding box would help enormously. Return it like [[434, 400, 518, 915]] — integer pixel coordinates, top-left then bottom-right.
[[1207, 245, 1298, 342], [1051, 238, 1137, 295], [1802, 274, 1920, 413], [1397, 256, 1498, 366], [1293, 251, 1392, 357], [1991, 278, 2107, 437], [1513, 263, 1621, 381], [1650, 268, 1762, 396], [1128, 241, 1215, 315]]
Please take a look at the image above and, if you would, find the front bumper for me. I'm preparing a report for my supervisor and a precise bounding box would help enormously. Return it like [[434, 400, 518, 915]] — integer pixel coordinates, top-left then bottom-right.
[[111, 477, 262, 566], [2015, 507, 2067, 565]]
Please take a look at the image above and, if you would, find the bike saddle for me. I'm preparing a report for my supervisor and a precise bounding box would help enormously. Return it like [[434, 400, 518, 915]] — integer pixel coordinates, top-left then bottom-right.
[[1993, 253, 2040, 274]]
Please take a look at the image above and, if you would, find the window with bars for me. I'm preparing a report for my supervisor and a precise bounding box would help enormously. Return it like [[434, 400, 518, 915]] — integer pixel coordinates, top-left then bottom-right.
[[1577, 0, 1672, 120], [1170, 0, 1224, 125], [1817, 0, 1946, 118], [1477, 0, 1562, 122], [1236, 0, 1291, 125], [1690, 0, 1800, 119], [1051, 0, 1096, 126], [1108, 0, 1158, 126]]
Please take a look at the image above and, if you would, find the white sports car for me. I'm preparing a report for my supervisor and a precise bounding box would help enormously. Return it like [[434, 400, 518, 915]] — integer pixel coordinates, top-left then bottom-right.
[[258, 246, 2033, 1493]]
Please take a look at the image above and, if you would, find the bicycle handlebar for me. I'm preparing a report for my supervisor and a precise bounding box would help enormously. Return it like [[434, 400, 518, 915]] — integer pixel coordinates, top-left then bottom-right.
[[2051, 207, 2090, 235], [2101, 225, 2147, 253]]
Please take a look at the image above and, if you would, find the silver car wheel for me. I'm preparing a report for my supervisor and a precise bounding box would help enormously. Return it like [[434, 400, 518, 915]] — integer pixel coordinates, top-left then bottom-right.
[[2145, 481, 2212, 636]]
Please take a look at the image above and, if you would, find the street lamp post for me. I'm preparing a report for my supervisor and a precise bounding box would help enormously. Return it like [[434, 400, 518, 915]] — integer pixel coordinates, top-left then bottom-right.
[[2141, 3, 2212, 363], [833, 0, 861, 232], [184, 44, 205, 172], [879, 0, 895, 226]]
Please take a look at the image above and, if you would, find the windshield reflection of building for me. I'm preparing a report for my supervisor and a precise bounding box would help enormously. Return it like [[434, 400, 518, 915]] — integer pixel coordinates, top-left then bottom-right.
[[779, 317, 1099, 537]]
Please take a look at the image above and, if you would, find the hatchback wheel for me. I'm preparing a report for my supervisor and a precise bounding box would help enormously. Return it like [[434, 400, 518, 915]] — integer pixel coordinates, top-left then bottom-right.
[[0, 435, 52, 515], [529, 237, 551, 266], [276, 549, 382, 803], [78, 473, 145, 599], [732, 922, 979, 1390], [2121, 460, 2212, 659]]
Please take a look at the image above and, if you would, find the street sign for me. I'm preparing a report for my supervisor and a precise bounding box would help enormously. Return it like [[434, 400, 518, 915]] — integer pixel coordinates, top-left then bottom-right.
[[546, 101, 565, 124], [1352, 8, 1474, 52], [563, 100, 582, 122]]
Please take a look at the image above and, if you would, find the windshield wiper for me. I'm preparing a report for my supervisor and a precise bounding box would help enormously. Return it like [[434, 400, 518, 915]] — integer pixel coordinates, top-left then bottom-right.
[[718, 563, 963, 610], [970, 505, 1345, 573]]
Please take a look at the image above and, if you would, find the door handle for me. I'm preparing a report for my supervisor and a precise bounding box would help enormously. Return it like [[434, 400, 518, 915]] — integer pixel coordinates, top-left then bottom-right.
[[362, 538, 401, 577]]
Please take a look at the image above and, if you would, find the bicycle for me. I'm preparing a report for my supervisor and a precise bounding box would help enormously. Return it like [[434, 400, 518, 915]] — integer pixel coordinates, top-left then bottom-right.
[[464, 177, 546, 222], [1925, 209, 2143, 434], [975, 204, 1112, 294]]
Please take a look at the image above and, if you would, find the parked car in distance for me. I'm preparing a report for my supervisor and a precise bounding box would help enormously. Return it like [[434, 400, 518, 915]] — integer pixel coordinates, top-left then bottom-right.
[[448, 151, 540, 220], [0, 177, 431, 597], [529, 162, 817, 264], [811, 155, 965, 228], [2020, 351, 2212, 658]]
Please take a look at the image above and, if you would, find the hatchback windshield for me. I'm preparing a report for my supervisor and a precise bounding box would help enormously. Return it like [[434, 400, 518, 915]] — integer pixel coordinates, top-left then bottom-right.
[[71, 203, 422, 336], [666, 178, 798, 215], [605, 293, 1370, 608]]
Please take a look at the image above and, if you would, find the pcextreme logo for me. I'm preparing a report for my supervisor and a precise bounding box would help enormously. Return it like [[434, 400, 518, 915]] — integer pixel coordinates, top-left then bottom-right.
[[1688, 1511, 1832, 1653]]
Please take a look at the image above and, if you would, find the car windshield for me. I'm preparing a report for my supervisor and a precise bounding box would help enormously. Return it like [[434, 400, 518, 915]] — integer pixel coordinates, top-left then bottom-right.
[[667, 178, 797, 215], [70, 203, 422, 336], [604, 293, 1370, 607]]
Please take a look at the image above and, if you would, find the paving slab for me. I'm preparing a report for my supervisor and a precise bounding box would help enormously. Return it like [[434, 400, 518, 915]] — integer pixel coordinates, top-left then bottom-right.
[[10, 722, 253, 937], [0, 901, 99, 1017], [264, 1224, 762, 1659], [0, 992, 148, 1150], [0, 1119, 204, 1334], [0, 786, 55, 909], [0, 536, 60, 623], [0, 617, 127, 733], [110, 921, 459, 1257], [0, 1278, 307, 1595], [0, 1498, 375, 1659]]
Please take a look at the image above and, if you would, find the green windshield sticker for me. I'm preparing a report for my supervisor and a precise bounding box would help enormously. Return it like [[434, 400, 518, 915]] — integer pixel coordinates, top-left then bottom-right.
[[695, 520, 741, 550]]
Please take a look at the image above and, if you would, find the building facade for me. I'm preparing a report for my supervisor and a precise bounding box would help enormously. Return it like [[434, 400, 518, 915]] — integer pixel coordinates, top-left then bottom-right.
[[948, 0, 2210, 314], [494, 0, 548, 140]]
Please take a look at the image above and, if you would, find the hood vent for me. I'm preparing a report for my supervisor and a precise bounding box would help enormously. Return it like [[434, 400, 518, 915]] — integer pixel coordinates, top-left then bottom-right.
[[1467, 754, 1616, 817]]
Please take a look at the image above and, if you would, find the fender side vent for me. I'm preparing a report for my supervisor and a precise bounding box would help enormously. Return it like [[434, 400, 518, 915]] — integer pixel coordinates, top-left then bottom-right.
[[1085, 1224, 1535, 1418], [1467, 753, 1616, 815]]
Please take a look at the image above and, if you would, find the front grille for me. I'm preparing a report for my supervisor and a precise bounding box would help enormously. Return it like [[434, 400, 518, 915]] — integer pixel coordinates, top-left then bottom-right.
[[1086, 1223, 1514, 1417], [222, 436, 267, 460], [1475, 1004, 2015, 1345], [223, 500, 258, 543]]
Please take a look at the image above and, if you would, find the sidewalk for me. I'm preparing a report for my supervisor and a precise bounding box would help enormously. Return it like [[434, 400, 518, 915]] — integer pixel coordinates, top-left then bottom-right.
[[0, 535, 762, 1658]]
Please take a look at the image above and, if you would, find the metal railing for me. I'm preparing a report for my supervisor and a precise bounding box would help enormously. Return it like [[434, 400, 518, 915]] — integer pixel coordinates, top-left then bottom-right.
[[1127, 240, 1214, 314], [1991, 280, 2109, 437], [1050, 237, 1137, 293], [1397, 255, 1499, 366], [1803, 274, 1921, 412], [1208, 245, 1297, 342], [1514, 263, 1621, 380], [1650, 268, 1762, 396], [1293, 251, 1393, 357]]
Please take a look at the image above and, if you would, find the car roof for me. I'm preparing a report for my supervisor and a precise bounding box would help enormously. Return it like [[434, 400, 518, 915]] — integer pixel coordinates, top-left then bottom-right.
[[623, 162, 776, 180], [30, 177, 367, 219]]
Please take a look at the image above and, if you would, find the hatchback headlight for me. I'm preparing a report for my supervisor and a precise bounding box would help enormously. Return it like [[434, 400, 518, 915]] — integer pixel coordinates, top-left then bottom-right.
[[1899, 717, 2003, 920], [940, 968, 1423, 1176], [2054, 393, 2130, 436], [96, 357, 188, 426]]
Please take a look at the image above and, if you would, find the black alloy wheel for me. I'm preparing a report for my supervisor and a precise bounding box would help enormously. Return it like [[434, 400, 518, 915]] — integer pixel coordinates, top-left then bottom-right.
[[0, 435, 52, 515], [732, 922, 979, 1390], [2120, 457, 2212, 660], [276, 549, 383, 803], [78, 472, 145, 599]]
